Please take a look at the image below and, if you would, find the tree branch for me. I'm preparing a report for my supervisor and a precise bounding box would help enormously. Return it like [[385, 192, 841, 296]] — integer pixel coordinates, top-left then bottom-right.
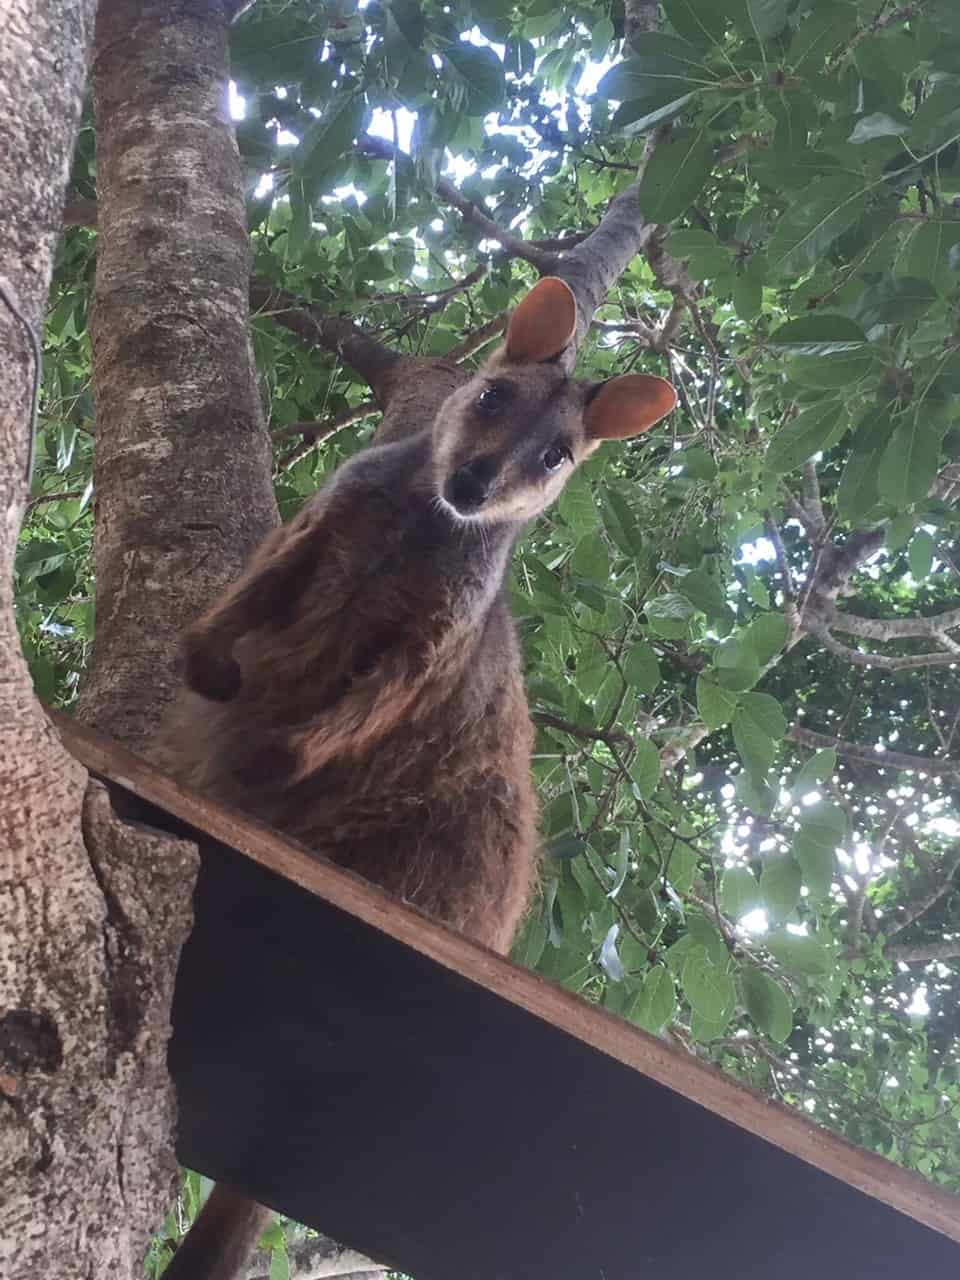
[[827, 1, 932, 72], [885, 846, 960, 941], [532, 710, 632, 749], [823, 603, 960, 642], [360, 136, 560, 272], [446, 311, 508, 361], [810, 624, 959, 671], [249, 282, 399, 393], [271, 403, 376, 444], [789, 724, 960, 778], [885, 938, 960, 964]]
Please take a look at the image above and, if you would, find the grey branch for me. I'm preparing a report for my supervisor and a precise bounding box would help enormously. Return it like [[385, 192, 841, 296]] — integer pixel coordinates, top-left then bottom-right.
[[788, 725, 960, 778], [446, 311, 509, 361], [810, 624, 959, 672], [249, 282, 399, 392], [272, 404, 377, 444], [885, 938, 960, 964], [885, 846, 960, 941], [822, 603, 960, 642]]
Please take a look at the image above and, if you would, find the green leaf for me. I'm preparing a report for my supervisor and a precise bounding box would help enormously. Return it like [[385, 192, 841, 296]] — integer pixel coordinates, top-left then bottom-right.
[[637, 129, 712, 223], [731, 0, 789, 42], [878, 413, 941, 509], [739, 691, 787, 740], [512, 909, 549, 968], [760, 854, 802, 922], [905, 219, 960, 294], [721, 866, 762, 920], [632, 966, 677, 1034], [297, 93, 365, 203], [665, 228, 729, 279], [787, 352, 877, 390], [445, 42, 506, 114], [697, 675, 738, 730], [601, 484, 645, 557], [910, 81, 960, 154], [571, 531, 610, 582], [591, 15, 615, 57], [662, 0, 726, 46], [645, 591, 696, 638], [269, 1246, 291, 1280], [630, 739, 662, 799], [768, 315, 868, 356], [557, 469, 596, 533], [793, 796, 846, 900], [765, 930, 834, 976], [836, 409, 896, 524], [687, 913, 729, 964], [744, 566, 769, 609], [682, 949, 736, 1021], [765, 401, 847, 476], [679, 568, 729, 620], [610, 93, 696, 135], [798, 799, 847, 849], [623, 641, 660, 692], [714, 633, 761, 691], [549, 834, 587, 861], [767, 177, 870, 276], [732, 273, 763, 320], [683, 446, 717, 480], [792, 748, 837, 796], [733, 707, 777, 777], [787, 5, 858, 72], [793, 833, 834, 901], [858, 276, 939, 328], [737, 770, 778, 817], [909, 529, 935, 580], [598, 35, 718, 94], [690, 1008, 733, 1041], [887, 513, 916, 552], [749, 613, 788, 666], [741, 966, 793, 1043]]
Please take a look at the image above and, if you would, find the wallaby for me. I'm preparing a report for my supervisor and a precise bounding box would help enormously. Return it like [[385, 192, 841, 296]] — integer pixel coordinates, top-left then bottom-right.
[[156, 276, 676, 1280]]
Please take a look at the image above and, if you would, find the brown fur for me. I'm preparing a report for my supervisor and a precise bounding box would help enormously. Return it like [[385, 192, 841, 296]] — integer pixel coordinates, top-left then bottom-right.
[[157, 278, 676, 953]]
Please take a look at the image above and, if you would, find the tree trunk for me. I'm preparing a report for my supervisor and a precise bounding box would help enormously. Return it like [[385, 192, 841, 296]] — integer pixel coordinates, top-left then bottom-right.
[[78, 0, 279, 749], [1, 1, 197, 1276]]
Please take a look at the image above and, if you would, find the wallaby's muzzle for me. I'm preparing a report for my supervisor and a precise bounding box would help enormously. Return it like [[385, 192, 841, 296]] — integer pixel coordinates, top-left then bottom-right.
[[446, 456, 497, 513]]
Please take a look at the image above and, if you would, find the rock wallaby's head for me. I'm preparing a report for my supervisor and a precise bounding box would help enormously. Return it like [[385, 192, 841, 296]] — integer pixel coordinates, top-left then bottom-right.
[[433, 276, 677, 525]]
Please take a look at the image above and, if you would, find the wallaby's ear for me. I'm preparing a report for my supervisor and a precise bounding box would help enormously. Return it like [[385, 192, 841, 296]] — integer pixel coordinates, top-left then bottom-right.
[[583, 374, 677, 441], [504, 277, 578, 364]]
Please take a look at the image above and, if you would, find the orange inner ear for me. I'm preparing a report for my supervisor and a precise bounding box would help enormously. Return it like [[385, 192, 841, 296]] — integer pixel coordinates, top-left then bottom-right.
[[583, 374, 678, 441], [504, 277, 578, 364]]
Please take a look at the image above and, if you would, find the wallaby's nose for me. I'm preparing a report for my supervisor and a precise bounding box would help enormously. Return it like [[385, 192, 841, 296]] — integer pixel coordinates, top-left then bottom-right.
[[446, 457, 495, 513]]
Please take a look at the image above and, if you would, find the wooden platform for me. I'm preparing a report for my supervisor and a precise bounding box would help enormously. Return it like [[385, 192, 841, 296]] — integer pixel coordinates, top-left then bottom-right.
[[56, 713, 960, 1280]]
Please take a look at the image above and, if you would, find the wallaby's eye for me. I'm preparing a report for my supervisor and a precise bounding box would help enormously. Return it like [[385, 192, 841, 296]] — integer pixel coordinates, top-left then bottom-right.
[[542, 442, 571, 473], [476, 382, 512, 415]]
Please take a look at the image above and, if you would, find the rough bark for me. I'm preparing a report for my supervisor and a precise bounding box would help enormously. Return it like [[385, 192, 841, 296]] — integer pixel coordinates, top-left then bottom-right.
[[1, 2, 197, 1276], [78, 0, 279, 750]]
